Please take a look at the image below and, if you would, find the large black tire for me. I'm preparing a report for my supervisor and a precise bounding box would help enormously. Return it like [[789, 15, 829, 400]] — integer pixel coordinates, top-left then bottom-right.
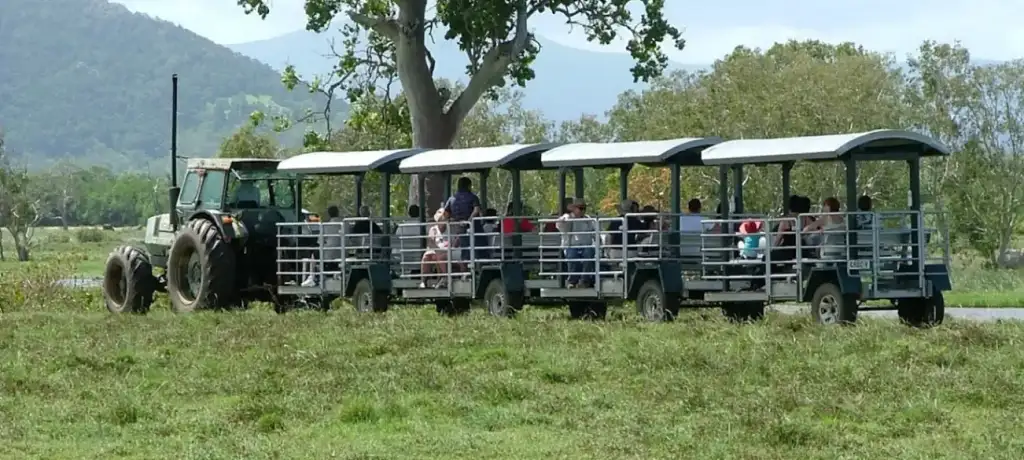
[[898, 293, 945, 328], [166, 219, 237, 312], [351, 278, 388, 313], [102, 245, 156, 314], [722, 302, 765, 323], [484, 278, 523, 318], [568, 301, 606, 320], [636, 279, 680, 322], [811, 282, 858, 325]]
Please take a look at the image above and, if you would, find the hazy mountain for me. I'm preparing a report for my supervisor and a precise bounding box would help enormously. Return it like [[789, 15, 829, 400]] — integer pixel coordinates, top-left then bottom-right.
[[229, 30, 705, 122], [0, 0, 330, 170]]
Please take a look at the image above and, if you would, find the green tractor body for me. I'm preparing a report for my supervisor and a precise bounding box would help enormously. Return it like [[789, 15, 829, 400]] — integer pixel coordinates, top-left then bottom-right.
[[103, 158, 306, 313]]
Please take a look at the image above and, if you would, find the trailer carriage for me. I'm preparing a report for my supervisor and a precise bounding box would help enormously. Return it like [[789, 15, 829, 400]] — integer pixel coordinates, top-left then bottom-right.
[[694, 129, 952, 326]]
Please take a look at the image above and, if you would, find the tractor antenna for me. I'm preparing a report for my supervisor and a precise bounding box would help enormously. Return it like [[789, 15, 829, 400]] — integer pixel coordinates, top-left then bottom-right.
[[169, 74, 181, 230]]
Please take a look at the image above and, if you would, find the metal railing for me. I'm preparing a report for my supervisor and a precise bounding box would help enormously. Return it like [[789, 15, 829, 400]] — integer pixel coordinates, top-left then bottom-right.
[[694, 210, 949, 299], [275, 217, 391, 290]]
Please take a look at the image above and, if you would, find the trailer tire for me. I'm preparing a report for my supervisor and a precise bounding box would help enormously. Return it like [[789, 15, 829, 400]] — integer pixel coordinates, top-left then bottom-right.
[[636, 279, 680, 322], [352, 278, 388, 313], [810, 282, 858, 325], [898, 293, 945, 328], [484, 278, 523, 318]]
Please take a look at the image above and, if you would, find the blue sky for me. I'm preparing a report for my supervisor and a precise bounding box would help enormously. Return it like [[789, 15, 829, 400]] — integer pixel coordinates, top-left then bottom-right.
[[113, 0, 1022, 64]]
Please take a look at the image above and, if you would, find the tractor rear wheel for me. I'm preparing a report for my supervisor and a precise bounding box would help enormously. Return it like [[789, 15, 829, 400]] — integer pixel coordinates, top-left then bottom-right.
[[166, 219, 237, 312], [102, 245, 156, 314]]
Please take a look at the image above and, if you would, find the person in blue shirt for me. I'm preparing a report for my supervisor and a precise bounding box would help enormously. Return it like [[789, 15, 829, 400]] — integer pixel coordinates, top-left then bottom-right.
[[443, 176, 483, 262]]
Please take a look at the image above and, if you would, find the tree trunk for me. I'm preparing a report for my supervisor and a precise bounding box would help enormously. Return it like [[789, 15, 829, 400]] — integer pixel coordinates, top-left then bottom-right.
[[12, 231, 29, 262], [408, 115, 458, 215], [0, 229, 5, 261]]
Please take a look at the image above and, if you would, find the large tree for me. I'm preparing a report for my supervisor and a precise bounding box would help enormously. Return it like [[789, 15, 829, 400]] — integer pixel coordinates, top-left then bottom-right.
[[907, 42, 1024, 266], [605, 40, 911, 211], [237, 0, 683, 210]]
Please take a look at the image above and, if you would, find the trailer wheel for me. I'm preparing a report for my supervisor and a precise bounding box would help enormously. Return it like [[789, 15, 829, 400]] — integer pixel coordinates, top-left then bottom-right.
[[636, 279, 679, 322], [102, 245, 156, 314], [352, 278, 388, 313], [811, 282, 857, 325], [898, 293, 945, 328], [166, 219, 236, 312], [484, 278, 523, 318], [721, 302, 765, 323]]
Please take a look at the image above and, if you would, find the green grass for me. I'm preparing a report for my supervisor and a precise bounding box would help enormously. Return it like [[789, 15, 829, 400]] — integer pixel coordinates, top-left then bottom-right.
[[3, 307, 1024, 459]]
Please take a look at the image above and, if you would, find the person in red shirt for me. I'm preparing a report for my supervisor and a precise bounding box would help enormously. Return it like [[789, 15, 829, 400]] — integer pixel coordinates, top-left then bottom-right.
[[501, 201, 535, 233]]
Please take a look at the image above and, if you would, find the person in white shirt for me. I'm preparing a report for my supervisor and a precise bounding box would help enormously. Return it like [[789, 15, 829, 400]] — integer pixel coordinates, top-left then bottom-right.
[[556, 198, 597, 288], [679, 198, 706, 233]]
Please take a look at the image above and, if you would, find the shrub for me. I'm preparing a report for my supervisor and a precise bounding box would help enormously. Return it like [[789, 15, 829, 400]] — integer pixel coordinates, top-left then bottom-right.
[[74, 227, 107, 243]]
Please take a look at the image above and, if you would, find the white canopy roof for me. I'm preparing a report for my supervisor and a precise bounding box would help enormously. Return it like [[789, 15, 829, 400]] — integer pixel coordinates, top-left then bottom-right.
[[277, 149, 425, 174], [700, 130, 950, 165]]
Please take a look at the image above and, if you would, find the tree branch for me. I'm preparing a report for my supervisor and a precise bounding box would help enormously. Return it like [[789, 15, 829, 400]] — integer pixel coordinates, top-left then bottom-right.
[[445, 0, 531, 124], [347, 12, 399, 40]]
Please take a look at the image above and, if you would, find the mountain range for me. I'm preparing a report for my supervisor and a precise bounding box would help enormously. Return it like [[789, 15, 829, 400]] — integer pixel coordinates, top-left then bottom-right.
[[228, 30, 705, 122], [0, 0, 327, 169]]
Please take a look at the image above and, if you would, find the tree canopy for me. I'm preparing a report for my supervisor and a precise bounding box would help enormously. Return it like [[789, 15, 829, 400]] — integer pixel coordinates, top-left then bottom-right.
[[237, 0, 684, 210]]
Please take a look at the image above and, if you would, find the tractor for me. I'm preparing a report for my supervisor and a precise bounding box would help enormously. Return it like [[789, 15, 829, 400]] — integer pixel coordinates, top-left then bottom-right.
[[101, 157, 309, 313], [101, 74, 317, 314]]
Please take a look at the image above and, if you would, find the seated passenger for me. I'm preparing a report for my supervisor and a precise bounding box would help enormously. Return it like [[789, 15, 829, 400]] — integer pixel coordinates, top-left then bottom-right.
[[501, 201, 535, 234], [856, 195, 875, 229], [737, 219, 765, 259], [679, 199, 706, 233], [421, 208, 453, 288], [351, 205, 383, 235], [803, 197, 846, 259], [771, 195, 802, 267], [607, 200, 643, 260]]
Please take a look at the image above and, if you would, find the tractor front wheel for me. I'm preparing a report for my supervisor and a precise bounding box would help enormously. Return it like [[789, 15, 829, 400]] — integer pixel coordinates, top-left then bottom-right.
[[102, 245, 156, 314]]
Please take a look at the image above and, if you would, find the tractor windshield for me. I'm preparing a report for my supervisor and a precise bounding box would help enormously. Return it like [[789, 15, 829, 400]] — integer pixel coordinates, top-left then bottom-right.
[[226, 170, 297, 210]]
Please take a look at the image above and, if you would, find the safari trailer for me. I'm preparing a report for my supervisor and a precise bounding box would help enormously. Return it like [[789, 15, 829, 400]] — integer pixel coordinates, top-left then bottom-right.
[[692, 129, 952, 326], [273, 148, 426, 313], [535, 137, 725, 320], [395, 143, 564, 316]]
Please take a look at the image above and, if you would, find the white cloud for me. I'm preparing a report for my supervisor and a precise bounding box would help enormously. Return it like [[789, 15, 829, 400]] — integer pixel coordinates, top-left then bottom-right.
[[113, 0, 1024, 62]]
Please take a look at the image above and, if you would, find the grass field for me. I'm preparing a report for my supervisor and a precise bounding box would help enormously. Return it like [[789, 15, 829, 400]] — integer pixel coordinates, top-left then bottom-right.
[[2, 308, 1024, 459], [4, 228, 1024, 458]]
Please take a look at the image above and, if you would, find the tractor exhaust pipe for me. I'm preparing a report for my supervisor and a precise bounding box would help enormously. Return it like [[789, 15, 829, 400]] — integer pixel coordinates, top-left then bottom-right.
[[169, 74, 181, 231]]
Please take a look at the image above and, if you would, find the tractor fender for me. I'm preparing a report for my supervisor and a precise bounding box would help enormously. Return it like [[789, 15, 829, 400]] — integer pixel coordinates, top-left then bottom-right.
[[185, 210, 238, 243]]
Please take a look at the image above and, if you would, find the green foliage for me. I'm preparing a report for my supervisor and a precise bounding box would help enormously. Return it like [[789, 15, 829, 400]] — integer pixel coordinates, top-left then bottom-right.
[[72, 228, 107, 244], [0, 0, 329, 168], [218, 125, 281, 159]]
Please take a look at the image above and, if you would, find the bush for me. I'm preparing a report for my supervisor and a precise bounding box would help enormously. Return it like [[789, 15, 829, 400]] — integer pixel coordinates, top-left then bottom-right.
[[74, 227, 107, 243], [0, 255, 97, 313], [43, 231, 72, 245]]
